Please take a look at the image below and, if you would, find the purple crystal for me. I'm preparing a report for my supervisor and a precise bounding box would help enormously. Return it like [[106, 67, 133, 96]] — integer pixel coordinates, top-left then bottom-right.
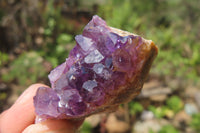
[[34, 15, 158, 120]]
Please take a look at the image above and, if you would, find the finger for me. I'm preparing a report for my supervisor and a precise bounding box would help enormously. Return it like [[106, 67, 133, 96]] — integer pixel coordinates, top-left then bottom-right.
[[22, 119, 84, 133], [0, 84, 48, 133]]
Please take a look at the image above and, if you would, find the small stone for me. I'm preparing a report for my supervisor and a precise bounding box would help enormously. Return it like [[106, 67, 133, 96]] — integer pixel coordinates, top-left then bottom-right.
[[184, 86, 199, 98], [140, 110, 154, 121], [133, 119, 169, 133], [0, 83, 7, 91], [142, 80, 161, 90], [173, 110, 191, 127], [85, 114, 103, 128], [106, 114, 130, 133], [150, 94, 167, 102], [194, 92, 200, 108], [184, 103, 199, 115]]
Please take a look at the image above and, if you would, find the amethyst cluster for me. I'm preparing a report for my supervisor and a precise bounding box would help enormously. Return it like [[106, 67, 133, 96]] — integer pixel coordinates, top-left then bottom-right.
[[34, 15, 158, 120]]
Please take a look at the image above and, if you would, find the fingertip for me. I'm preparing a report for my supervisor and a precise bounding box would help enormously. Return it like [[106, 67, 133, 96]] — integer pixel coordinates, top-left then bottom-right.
[[23, 119, 84, 133], [0, 83, 48, 133], [15, 83, 48, 104]]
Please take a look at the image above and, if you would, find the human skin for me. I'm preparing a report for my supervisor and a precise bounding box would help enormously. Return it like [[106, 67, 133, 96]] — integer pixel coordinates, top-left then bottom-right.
[[0, 84, 84, 133]]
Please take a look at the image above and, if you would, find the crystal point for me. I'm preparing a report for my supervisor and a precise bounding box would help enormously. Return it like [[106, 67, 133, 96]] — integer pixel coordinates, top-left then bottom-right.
[[84, 50, 104, 63]]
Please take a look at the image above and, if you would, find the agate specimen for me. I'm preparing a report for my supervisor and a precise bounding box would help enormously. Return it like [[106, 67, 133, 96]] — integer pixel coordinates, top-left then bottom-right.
[[34, 15, 158, 120]]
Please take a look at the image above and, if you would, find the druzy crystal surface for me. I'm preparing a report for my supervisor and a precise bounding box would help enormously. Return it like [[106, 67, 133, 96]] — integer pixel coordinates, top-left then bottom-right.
[[34, 15, 158, 119]]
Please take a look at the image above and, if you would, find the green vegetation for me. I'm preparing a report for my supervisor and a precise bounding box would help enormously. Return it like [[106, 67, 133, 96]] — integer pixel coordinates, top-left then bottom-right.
[[148, 96, 183, 118], [1, 0, 199, 86], [149, 125, 179, 133], [158, 125, 179, 133], [98, 0, 200, 84], [2, 52, 47, 85], [39, 33, 73, 68], [166, 96, 183, 113], [0, 52, 9, 67], [0, 92, 7, 101], [148, 105, 170, 119], [129, 101, 144, 115], [39, 0, 75, 68], [80, 122, 92, 133], [190, 113, 200, 132]]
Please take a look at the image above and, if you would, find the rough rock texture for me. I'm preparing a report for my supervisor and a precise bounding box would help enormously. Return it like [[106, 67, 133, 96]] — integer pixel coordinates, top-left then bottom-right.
[[34, 15, 158, 120]]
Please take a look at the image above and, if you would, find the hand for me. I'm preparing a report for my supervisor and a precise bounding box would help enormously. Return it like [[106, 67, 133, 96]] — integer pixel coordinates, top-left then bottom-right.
[[0, 84, 84, 133]]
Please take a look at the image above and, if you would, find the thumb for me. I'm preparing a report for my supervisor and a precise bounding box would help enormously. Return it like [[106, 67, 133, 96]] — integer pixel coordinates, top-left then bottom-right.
[[22, 119, 84, 133]]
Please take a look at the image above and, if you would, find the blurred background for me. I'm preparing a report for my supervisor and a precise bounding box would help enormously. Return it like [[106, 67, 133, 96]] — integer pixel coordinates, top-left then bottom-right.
[[0, 0, 200, 132]]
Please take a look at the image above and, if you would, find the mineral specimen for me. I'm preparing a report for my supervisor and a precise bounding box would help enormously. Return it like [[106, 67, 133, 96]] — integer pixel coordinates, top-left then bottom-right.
[[34, 15, 158, 120]]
